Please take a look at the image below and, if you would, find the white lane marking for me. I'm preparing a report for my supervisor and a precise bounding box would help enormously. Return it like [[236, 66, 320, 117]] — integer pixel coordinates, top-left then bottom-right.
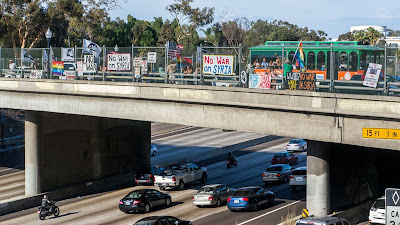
[[237, 198, 306, 225], [0, 165, 24, 173]]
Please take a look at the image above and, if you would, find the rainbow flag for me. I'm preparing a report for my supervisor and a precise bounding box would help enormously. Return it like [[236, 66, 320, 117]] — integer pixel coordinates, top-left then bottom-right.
[[52, 61, 64, 75], [294, 42, 305, 69]]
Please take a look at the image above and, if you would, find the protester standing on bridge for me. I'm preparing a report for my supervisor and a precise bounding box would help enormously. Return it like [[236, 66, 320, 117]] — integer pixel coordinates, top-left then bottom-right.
[[283, 59, 292, 78], [9, 60, 16, 70]]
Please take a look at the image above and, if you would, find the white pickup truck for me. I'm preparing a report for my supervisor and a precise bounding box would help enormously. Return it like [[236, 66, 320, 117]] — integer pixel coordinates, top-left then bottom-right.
[[154, 163, 208, 191]]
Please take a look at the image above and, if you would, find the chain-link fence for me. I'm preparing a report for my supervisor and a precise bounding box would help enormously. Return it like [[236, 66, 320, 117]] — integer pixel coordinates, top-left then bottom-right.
[[1, 43, 399, 97]]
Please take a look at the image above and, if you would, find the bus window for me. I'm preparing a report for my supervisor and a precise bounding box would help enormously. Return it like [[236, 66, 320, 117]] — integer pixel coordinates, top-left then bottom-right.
[[339, 52, 348, 71], [360, 52, 368, 71], [307, 51, 315, 70], [349, 52, 358, 72], [317, 51, 325, 70]]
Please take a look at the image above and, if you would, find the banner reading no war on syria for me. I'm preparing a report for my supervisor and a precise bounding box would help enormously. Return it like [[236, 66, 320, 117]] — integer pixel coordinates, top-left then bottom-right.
[[202, 55, 234, 75]]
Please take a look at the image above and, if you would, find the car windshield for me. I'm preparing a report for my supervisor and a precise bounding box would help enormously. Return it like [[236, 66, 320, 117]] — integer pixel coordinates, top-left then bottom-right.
[[289, 140, 301, 144], [292, 169, 306, 175], [135, 220, 157, 225], [125, 190, 145, 199], [197, 187, 215, 194], [274, 153, 287, 158], [373, 199, 385, 209], [232, 190, 252, 197], [266, 166, 282, 171]]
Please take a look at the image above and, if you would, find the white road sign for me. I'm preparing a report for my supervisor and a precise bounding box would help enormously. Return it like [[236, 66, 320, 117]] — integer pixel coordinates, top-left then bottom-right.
[[386, 188, 400, 225]]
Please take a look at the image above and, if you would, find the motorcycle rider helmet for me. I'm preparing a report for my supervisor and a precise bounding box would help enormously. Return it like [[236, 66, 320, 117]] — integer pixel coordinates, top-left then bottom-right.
[[43, 195, 47, 199]]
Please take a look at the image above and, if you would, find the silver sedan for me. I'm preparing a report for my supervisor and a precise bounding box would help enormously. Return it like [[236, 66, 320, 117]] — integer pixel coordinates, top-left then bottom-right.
[[286, 139, 307, 152], [192, 184, 235, 207]]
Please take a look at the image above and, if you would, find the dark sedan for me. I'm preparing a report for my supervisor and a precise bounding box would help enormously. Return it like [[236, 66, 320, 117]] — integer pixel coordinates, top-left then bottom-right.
[[119, 189, 171, 213], [133, 216, 192, 225], [227, 186, 274, 211], [135, 165, 165, 185]]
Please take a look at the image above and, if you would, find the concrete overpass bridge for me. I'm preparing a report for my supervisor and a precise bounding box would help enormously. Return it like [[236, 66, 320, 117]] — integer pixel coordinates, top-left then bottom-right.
[[1, 78, 399, 216]]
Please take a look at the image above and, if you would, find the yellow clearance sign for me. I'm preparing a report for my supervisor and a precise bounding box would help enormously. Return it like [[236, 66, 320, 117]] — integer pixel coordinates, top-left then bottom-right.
[[363, 128, 400, 139]]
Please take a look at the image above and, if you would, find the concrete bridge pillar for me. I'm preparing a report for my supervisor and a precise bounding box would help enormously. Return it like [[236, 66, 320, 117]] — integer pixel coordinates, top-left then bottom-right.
[[24, 111, 150, 195], [25, 111, 41, 195], [307, 141, 332, 216]]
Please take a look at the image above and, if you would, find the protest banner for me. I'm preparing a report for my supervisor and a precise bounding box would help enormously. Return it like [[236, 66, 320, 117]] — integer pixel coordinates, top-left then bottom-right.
[[202, 55, 234, 75], [107, 53, 131, 70]]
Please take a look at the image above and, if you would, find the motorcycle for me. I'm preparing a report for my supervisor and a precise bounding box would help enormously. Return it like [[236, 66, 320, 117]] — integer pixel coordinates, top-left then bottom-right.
[[226, 158, 238, 168], [38, 201, 60, 220]]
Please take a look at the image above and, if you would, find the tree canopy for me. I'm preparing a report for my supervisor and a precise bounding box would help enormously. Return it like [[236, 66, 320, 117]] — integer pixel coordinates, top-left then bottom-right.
[[0, 0, 331, 52]]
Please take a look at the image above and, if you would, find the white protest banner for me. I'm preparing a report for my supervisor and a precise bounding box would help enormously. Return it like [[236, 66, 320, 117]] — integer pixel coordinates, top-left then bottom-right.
[[83, 55, 96, 73], [249, 72, 271, 89], [133, 57, 142, 78], [203, 55, 234, 75], [77, 61, 83, 77], [363, 63, 382, 88], [62, 48, 74, 62], [107, 53, 131, 71], [65, 71, 76, 80], [148, 52, 157, 63], [29, 70, 43, 79]]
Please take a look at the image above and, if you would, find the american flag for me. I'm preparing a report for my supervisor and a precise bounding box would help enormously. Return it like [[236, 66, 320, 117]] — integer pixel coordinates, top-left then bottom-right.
[[167, 41, 183, 58]]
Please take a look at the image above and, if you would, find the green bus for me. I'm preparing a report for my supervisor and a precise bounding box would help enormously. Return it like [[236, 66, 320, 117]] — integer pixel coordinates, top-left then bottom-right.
[[249, 41, 384, 80]]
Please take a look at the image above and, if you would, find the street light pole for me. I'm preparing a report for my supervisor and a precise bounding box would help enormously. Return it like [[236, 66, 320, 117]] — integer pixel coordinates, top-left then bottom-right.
[[45, 28, 52, 79]]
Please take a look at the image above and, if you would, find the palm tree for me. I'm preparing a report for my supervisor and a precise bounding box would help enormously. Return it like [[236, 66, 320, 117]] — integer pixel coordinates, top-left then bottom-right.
[[364, 27, 383, 46]]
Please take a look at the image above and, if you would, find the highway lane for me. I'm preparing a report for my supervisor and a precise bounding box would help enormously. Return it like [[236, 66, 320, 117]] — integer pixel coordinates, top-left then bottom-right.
[[0, 123, 267, 202], [0, 140, 305, 225]]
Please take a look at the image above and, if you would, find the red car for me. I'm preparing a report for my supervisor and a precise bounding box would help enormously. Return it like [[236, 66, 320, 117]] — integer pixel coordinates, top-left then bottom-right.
[[271, 151, 298, 165]]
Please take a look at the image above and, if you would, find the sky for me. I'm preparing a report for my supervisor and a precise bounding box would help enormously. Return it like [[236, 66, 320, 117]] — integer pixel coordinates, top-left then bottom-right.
[[109, 0, 400, 39]]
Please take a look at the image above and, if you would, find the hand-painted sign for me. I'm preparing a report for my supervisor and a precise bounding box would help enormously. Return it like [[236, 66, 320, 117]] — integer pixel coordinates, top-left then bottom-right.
[[83, 55, 96, 73], [286, 72, 316, 91], [107, 53, 131, 71], [203, 55, 234, 75], [249, 71, 271, 89]]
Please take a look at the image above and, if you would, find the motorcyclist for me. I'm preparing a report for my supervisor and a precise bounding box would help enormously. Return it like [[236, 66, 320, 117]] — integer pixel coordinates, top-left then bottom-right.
[[227, 152, 236, 163], [41, 195, 52, 213]]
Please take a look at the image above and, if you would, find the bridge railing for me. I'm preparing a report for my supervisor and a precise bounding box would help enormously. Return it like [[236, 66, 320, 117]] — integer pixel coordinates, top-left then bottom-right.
[[0, 45, 399, 97]]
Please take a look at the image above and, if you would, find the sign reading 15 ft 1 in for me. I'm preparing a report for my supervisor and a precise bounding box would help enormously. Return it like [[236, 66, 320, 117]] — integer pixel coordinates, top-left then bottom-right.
[[363, 128, 400, 139], [203, 55, 234, 75]]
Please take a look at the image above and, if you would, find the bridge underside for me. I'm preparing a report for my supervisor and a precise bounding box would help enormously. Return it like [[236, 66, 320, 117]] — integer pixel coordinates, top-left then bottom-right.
[[308, 140, 400, 217], [25, 111, 150, 195]]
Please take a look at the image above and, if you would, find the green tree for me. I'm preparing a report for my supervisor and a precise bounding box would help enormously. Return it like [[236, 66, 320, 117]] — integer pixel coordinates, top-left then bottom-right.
[[338, 32, 354, 41], [158, 19, 176, 45], [166, 0, 214, 44]]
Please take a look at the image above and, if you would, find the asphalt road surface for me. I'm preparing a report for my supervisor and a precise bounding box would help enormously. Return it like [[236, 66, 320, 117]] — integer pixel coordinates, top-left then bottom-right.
[[0, 139, 306, 225]]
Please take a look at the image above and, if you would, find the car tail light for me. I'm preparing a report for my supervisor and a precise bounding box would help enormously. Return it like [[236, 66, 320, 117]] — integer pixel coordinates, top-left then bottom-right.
[[154, 176, 156, 182], [290, 176, 294, 179], [133, 200, 141, 204], [262, 174, 265, 177], [295, 144, 300, 146], [242, 198, 249, 201], [208, 197, 213, 200], [303, 175, 307, 178], [227, 198, 231, 202], [192, 197, 195, 200], [149, 174, 154, 177], [276, 173, 281, 177], [172, 176, 176, 182], [119, 200, 123, 205]]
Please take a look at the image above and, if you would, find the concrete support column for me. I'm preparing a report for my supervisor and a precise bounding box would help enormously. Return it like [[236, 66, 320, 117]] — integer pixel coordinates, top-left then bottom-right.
[[307, 141, 331, 216], [25, 111, 41, 196], [92, 118, 103, 179]]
